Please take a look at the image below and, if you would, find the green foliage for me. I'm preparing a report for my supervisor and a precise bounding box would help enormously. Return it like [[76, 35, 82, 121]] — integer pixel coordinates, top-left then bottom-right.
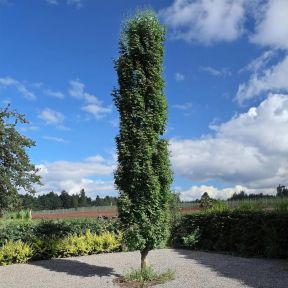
[[172, 211, 288, 258], [4, 209, 32, 220], [208, 201, 229, 212], [18, 190, 117, 211], [182, 228, 199, 248], [0, 106, 41, 216], [0, 218, 119, 247], [47, 230, 122, 258], [0, 240, 33, 265], [0, 218, 122, 264], [113, 9, 173, 255], [122, 266, 175, 286], [199, 192, 214, 210]]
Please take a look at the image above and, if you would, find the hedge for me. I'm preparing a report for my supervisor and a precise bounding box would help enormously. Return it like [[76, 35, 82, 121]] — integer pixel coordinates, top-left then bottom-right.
[[172, 211, 288, 258], [0, 218, 119, 246], [0, 218, 122, 265]]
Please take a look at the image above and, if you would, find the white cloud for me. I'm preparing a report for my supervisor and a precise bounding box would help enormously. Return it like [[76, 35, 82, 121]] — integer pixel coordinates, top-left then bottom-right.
[[236, 55, 288, 103], [38, 108, 65, 125], [82, 104, 112, 119], [36, 156, 115, 195], [239, 50, 276, 73], [174, 72, 185, 81], [170, 94, 288, 193], [46, 0, 82, 7], [200, 66, 231, 76], [44, 89, 65, 99], [46, 0, 58, 5], [251, 0, 288, 49], [159, 0, 246, 44], [179, 184, 275, 201], [173, 102, 193, 110], [0, 77, 36, 100], [69, 80, 112, 119], [67, 0, 82, 8], [43, 135, 69, 143]]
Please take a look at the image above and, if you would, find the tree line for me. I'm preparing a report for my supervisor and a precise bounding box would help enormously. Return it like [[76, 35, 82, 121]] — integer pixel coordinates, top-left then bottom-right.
[[19, 189, 118, 211]]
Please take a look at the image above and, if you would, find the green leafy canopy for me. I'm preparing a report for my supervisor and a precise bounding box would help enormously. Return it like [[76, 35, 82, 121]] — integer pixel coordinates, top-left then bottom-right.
[[0, 105, 41, 214], [113, 10, 173, 253]]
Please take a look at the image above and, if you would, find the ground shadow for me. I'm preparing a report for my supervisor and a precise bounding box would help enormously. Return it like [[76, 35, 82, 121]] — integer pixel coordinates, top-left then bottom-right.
[[175, 249, 288, 288], [30, 258, 121, 278]]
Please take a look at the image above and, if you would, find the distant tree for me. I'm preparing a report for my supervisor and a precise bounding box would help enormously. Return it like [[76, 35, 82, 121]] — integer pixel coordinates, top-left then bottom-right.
[[200, 192, 214, 209], [0, 106, 41, 216], [277, 184, 288, 197], [59, 190, 72, 209], [95, 195, 101, 206], [113, 10, 173, 269], [78, 189, 88, 207], [72, 194, 79, 209]]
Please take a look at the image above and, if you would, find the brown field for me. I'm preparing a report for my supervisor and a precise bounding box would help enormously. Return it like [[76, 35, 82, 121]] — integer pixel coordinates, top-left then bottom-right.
[[32, 210, 118, 219], [32, 206, 201, 219]]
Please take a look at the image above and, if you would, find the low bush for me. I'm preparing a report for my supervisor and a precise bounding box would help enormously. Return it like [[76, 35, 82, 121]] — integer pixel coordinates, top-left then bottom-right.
[[0, 218, 119, 246], [172, 210, 288, 258], [0, 240, 33, 265], [0, 218, 122, 265], [54, 230, 122, 258]]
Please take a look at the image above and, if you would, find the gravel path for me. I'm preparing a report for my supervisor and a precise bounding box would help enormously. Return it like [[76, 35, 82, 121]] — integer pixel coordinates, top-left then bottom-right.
[[1, 249, 288, 288]]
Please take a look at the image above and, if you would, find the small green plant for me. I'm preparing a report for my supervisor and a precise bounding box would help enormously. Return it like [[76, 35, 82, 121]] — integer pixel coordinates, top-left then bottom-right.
[[182, 228, 199, 248], [0, 240, 33, 265], [119, 266, 175, 287], [210, 201, 229, 212]]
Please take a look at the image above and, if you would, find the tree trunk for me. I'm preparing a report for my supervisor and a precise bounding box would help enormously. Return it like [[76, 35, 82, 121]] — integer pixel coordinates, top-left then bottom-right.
[[141, 248, 149, 270]]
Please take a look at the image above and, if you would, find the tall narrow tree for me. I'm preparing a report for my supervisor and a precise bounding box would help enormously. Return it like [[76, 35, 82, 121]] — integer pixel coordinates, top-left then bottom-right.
[[113, 10, 173, 269]]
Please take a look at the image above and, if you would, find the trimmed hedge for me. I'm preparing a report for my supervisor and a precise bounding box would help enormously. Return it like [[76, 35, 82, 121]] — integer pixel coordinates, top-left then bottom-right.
[[172, 211, 288, 258], [0, 230, 122, 265], [0, 218, 121, 265], [0, 218, 119, 246]]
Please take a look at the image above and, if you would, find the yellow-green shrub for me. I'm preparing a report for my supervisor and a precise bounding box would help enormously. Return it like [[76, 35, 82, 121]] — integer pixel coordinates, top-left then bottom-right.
[[0, 240, 33, 265], [55, 230, 122, 258]]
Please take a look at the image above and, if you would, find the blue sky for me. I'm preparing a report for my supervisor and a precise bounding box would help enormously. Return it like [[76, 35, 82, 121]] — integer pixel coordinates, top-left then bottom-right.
[[1, 0, 288, 200]]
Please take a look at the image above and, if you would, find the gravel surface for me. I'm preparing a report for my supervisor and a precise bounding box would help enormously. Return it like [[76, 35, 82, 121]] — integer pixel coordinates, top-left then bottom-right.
[[1, 249, 288, 288]]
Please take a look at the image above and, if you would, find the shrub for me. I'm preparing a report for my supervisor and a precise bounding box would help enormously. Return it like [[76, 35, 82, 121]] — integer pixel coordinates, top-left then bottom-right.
[[0, 218, 119, 246], [54, 230, 122, 258], [172, 210, 288, 258], [182, 228, 199, 248], [0, 240, 33, 265]]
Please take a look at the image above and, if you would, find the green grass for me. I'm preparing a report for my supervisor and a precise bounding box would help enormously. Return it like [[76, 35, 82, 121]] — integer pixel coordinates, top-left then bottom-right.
[[228, 197, 288, 212], [117, 266, 175, 287]]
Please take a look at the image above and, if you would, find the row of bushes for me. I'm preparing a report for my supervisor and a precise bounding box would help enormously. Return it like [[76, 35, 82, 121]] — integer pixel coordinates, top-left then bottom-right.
[[172, 210, 288, 258], [2, 210, 288, 265], [0, 230, 122, 266], [0, 218, 119, 247]]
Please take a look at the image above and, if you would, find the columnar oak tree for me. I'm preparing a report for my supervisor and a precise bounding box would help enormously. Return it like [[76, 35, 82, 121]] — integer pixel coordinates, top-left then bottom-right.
[[113, 10, 173, 269], [0, 106, 41, 216]]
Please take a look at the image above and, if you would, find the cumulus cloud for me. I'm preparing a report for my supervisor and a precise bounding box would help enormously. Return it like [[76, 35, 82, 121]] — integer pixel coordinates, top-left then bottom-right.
[[179, 184, 275, 201], [69, 80, 111, 119], [170, 94, 288, 193], [0, 77, 36, 100], [236, 55, 288, 103], [251, 0, 288, 49], [159, 0, 246, 44], [36, 156, 115, 195], [38, 108, 65, 125]]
